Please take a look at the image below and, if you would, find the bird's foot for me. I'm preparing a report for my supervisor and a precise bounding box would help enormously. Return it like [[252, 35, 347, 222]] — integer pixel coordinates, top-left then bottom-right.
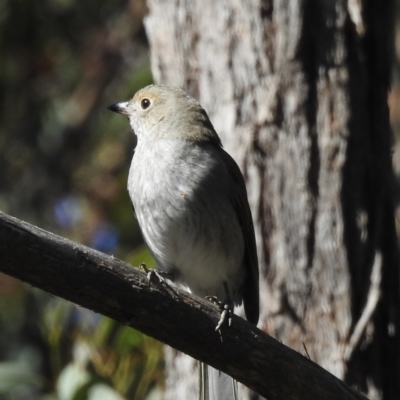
[[139, 263, 175, 285], [205, 282, 233, 332]]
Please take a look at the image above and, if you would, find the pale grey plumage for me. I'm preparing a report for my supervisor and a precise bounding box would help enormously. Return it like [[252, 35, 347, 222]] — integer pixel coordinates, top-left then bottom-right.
[[109, 84, 259, 400]]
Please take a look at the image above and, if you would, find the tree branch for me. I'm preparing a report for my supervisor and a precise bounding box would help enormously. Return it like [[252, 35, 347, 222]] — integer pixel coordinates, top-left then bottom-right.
[[0, 211, 367, 400]]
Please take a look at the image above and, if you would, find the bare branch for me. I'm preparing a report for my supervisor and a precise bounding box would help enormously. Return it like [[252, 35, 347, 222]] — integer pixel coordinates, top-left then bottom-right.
[[0, 211, 368, 400]]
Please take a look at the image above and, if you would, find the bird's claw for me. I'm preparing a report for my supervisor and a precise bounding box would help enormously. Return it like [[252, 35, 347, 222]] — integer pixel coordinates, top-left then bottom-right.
[[140, 263, 160, 283], [215, 303, 233, 331], [139, 263, 180, 301], [205, 294, 233, 332], [139, 263, 173, 286], [205, 295, 219, 305]]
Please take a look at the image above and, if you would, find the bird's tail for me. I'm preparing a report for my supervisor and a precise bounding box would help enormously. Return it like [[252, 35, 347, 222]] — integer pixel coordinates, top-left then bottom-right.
[[199, 362, 238, 400]]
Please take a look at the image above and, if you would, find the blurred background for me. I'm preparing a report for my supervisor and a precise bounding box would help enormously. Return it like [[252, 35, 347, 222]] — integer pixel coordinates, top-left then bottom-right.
[[2, 1, 400, 399], [0, 1, 162, 399]]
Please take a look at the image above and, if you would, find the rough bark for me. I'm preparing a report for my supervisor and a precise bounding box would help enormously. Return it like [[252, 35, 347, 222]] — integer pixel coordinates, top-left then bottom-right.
[[0, 211, 369, 400], [145, 0, 400, 399]]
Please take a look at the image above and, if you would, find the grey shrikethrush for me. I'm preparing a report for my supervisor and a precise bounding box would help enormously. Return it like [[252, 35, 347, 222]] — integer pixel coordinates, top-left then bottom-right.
[[108, 84, 259, 400]]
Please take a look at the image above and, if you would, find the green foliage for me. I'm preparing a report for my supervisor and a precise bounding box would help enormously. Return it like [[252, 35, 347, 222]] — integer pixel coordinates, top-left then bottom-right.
[[0, 362, 44, 393], [0, 0, 163, 399], [0, 278, 163, 400]]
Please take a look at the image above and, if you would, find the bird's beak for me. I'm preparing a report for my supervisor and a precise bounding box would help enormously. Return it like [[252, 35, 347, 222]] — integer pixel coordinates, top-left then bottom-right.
[[108, 102, 130, 115]]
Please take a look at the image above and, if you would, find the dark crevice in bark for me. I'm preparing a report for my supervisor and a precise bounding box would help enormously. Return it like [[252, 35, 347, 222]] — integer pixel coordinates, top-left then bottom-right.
[[280, 288, 307, 330], [379, 201, 400, 399], [343, 13, 373, 324], [260, 0, 273, 21], [364, 1, 400, 398], [342, 0, 400, 396], [299, 0, 320, 271], [342, 12, 379, 394]]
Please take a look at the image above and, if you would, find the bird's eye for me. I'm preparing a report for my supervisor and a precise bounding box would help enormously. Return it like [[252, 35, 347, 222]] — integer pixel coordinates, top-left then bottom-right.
[[141, 98, 151, 110]]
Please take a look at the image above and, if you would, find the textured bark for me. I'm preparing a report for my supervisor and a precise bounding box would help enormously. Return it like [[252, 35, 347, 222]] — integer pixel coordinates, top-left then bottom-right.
[[145, 1, 400, 399]]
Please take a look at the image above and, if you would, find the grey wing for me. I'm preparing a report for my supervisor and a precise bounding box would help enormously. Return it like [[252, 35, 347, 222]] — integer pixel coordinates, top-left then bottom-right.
[[219, 149, 259, 325]]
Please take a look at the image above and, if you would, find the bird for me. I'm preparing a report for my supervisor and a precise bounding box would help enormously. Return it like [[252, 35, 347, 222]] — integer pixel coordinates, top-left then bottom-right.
[[108, 84, 259, 400]]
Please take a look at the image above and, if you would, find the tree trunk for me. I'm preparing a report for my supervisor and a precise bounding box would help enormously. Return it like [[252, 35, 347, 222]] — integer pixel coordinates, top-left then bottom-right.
[[145, 1, 400, 399]]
